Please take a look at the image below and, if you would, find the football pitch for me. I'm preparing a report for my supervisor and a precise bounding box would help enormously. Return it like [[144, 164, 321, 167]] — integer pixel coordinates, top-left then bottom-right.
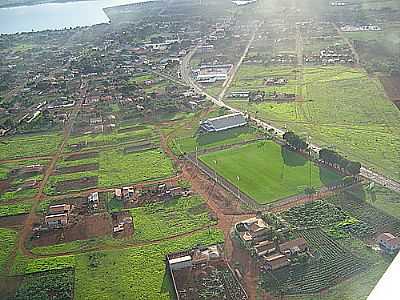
[[200, 141, 342, 204]]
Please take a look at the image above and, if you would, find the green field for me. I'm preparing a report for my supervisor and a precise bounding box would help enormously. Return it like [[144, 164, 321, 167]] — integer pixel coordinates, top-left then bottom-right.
[[130, 195, 213, 241], [0, 133, 62, 160], [0, 228, 18, 273], [0, 202, 32, 217], [13, 229, 223, 299], [200, 141, 342, 204], [228, 66, 400, 179]]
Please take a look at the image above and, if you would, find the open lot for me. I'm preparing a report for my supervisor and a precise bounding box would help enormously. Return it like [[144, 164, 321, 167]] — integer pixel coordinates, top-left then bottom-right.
[[0, 132, 62, 160], [130, 195, 214, 241], [200, 141, 342, 204]]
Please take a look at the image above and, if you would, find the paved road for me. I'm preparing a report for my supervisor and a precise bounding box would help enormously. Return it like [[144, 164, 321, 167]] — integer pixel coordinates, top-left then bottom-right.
[[180, 31, 400, 194]]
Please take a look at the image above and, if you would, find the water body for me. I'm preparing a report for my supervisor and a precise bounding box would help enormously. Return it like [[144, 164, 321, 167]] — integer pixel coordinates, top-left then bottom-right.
[[0, 0, 146, 35]]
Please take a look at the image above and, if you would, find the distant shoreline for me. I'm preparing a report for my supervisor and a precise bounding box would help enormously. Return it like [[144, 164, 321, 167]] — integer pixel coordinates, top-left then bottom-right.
[[0, 0, 101, 9]]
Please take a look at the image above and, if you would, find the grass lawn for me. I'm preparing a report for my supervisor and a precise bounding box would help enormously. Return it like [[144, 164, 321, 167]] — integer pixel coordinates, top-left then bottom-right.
[[200, 141, 342, 204], [0, 228, 18, 273], [130, 195, 213, 241], [228, 66, 400, 179], [0, 133, 62, 160]]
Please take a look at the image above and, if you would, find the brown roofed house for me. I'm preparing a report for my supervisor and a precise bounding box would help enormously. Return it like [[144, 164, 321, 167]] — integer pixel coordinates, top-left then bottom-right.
[[377, 233, 400, 253], [263, 253, 290, 271], [279, 238, 308, 256], [48, 204, 72, 215], [254, 240, 276, 257]]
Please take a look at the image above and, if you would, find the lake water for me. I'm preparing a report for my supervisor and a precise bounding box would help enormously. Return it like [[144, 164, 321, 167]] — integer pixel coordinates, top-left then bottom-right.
[[0, 0, 146, 35]]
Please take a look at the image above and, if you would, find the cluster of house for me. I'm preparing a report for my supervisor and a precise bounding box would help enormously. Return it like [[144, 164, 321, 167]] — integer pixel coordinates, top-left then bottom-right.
[[341, 24, 382, 32], [44, 204, 73, 229], [270, 54, 297, 65], [377, 233, 400, 254], [236, 217, 308, 271], [112, 211, 133, 234], [305, 45, 355, 65], [200, 112, 248, 133], [250, 91, 296, 102], [193, 64, 233, 83], [114, 184, 188, 205], [264, 77, 288, 86]]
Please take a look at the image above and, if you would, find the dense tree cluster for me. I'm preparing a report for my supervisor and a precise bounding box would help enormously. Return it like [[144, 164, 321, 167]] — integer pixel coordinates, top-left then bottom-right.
[[319, 148, 361, 176], [283, 131, 308, 151]]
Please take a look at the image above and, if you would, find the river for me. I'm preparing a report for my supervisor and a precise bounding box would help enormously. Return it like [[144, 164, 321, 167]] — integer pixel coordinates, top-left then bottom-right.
[[0, 0, 147, 35]]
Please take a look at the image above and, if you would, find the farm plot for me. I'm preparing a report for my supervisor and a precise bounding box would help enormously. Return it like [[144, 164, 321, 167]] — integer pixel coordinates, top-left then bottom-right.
[[0, 132, 62, 160], [228, 66, 400, 179], [281, 200, 373, 238], [173, 126, 260, 154], [0, 202, 32, 217], [15, 268, 74, 300], [200, 141, 342, 204], [329, 187, 400, 237], [66, 125, 157, 152], [262, 229, 367, 295], [0, 227, 18, 273], [130, 195, 214, 241], [45, 147, 174, 195]]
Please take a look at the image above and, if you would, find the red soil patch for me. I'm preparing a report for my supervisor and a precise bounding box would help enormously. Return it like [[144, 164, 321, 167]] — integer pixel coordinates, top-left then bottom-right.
[[54, 163, 99, 175], [380, 76, 400, 109], [0, 214, 28, 228], [56, 176, 98, 194], [31, 213, 112, 247], [0, 179, 11, 194], [64, 151, 99, 161]]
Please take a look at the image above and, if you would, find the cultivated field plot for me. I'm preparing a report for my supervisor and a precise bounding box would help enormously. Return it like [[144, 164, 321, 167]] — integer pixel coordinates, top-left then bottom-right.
[[262, 228, 367, 295], [66, 124, 158, 152], [45, 148, 174, 195], [329, 186, 400, 237], [0, 202, 32, 217], [0, 132, 62, 160], [229, 66, 400, 178], [130, 195, 213, 241], [200, 141, 341, 204], [0, 227, 17, 272], [0, 159, 48, 202]]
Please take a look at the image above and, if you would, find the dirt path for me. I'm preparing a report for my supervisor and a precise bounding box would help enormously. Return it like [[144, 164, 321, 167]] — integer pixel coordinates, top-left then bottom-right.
[[333, 22, 360, 65]]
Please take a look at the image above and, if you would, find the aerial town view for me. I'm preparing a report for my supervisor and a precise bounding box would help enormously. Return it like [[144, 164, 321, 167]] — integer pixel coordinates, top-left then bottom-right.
[[0, 0, 399, 299]]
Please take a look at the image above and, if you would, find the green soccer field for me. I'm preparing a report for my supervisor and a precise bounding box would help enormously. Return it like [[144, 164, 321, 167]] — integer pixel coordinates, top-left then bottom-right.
[[200, 141, 342, 204]]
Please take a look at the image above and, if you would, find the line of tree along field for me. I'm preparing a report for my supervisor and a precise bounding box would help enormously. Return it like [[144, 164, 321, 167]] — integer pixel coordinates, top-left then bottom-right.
[[283, 131, 361, 176]]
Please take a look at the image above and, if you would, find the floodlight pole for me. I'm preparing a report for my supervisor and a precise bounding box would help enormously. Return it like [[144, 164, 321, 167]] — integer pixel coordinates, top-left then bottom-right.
[[237, 175, 240, 200], [214, 160, 218, 183]]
